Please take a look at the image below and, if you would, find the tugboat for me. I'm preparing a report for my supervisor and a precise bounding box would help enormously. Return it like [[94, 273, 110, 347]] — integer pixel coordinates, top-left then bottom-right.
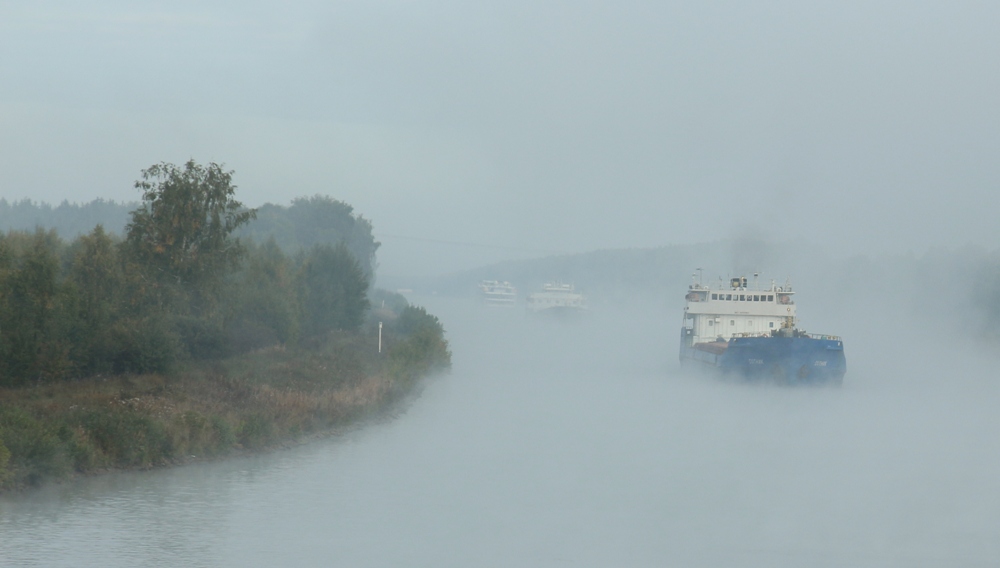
[[678, 272, 846, 384], [479, 280, 517, 307], [526, 282, 587, 316]]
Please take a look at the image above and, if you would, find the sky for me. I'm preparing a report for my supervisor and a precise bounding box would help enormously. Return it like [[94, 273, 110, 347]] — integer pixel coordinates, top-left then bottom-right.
[[1, 1, 999, 277]]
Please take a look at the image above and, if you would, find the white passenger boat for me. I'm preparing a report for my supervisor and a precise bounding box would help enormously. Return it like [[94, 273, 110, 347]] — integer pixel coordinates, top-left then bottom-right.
[[526, 282, 586, 315], [479, 280, 517, 307]]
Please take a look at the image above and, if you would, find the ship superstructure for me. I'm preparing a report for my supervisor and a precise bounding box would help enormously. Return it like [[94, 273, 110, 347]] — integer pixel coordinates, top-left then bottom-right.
[[679, 272, 846, 384], [527, 282, 586, 315], [683, 274, 798, 343], [479, 280, 517, 307]]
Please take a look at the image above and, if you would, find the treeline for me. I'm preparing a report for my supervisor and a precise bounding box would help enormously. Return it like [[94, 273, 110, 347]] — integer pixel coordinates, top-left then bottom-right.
[[0, 195, 379, 285], [0, 198, 134, 238], [0, 161, 415, 386], [0, 160, 450, 489], [237, 197, 380, 286], [0, 291, 450, 489]]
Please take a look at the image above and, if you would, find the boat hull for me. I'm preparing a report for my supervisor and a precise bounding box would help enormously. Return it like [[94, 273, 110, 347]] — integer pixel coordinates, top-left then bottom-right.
[[680, 329, 846, 385], [527, 305, 587, 319]]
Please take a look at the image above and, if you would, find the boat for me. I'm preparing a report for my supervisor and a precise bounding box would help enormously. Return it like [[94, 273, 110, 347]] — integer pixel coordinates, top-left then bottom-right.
[[678, 272, 846, 384], [526, 282, 587, 315], [479, 280, 517, 307]]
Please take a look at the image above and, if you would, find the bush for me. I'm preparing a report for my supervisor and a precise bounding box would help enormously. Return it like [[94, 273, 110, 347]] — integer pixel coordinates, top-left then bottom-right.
[[0, 434, 11, 486], [297, 244, 370, 338], [173, 315, 228, 360], [0, 406, 70, 485], [109, 316, 182, 373], [385, 305, 451, 384], [81, 409, 173, 468], [211, 415, 236, 449], [238, 413, 273, 449]]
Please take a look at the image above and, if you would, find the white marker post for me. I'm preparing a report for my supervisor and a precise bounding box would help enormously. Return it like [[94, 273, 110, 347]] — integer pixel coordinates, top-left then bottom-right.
[[378, 322, 383, 354]]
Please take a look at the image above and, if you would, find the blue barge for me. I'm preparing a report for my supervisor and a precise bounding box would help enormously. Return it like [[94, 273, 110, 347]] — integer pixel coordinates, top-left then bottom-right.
[[678, 273, 846, 384]]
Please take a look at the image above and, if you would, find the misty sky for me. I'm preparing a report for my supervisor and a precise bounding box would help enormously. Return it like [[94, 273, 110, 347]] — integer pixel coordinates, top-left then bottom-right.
[[2, 1, 999, 277]]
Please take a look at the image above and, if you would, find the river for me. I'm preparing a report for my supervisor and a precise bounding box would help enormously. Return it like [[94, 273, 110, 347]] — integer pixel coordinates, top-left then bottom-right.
[[2, 296, 1000, 567]]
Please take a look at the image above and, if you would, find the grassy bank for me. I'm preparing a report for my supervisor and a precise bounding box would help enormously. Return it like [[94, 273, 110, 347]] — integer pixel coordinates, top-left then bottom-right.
[[0, 306, 450, 491]]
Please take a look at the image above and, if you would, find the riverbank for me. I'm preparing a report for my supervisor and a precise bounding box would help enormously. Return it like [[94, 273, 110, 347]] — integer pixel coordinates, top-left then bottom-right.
[[0, 312, 450, 492]]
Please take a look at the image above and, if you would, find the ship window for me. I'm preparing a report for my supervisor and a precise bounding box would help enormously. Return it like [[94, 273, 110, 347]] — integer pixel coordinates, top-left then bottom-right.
[[708, 320, 714, 326], [730, 320, 735, 325], [767, 295, 773, 302], [769, 322, 774, 328], [739, 295, 745, 301], [711, 293, 718, 300], [753, 295, 760, 301], [726, 294, 732, 301]]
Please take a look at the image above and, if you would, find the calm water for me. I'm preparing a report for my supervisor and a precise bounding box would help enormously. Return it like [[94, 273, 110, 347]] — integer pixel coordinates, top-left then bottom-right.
[[2, 297, 1000, 567]]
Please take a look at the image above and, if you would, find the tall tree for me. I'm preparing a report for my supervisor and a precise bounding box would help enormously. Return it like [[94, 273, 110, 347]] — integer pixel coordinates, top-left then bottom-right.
[[65, 225, 122, 374], [124, 160, 255, 290], [222, 239, 298, 352], [0, 230, 71, 385], [240, 196, 379, 286], [297, 244, 370, 337]]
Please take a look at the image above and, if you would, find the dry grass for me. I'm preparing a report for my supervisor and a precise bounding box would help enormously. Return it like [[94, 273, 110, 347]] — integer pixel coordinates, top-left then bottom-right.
[[0, 332, 412, 491]]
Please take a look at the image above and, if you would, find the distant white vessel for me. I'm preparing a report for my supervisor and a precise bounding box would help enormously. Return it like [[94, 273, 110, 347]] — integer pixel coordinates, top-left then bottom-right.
[[526, 282, 586, 315], [479, 280, 517, 307]]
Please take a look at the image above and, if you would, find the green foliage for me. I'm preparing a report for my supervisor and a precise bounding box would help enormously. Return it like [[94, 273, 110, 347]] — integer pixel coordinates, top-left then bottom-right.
[[171, 315, 228, 360], [222, 240, 298, 352], [80, 408, 172, 468], [369, 288, 410, 314], [0, 179, 386, 376], [238, 195, 379, 286], [0, 434, 10, 485], [0, 406, 71, 486], [0, 227, 378, 379], [124, 160, 256, 289], [211, 415, 236, 448], [386, 305, 451, 383], [0, 230, 74, 386], [108, 315, 182, 373], [238, 413, 273, 449], [393, 305, 445, 338], [0, 165, 459, 491], [65, 225, 124, 374], [297, 244, 370, 338]]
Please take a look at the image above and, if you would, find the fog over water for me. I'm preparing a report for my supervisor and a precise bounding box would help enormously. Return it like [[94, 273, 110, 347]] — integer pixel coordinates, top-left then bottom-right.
[[3, 292, 999, 566], [2, 2, 1000, 565]]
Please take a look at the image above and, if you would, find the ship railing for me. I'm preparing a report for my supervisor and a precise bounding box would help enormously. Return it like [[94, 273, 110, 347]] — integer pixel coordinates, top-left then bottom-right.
[[806, 333, 842, 341], [731, 331, 842, 341]]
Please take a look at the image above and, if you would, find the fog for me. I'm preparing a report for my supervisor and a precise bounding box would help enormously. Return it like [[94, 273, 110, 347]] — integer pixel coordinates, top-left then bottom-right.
[[3, 2, 1000, 276], [3, 290, 1000, 566], [3, 2, 1000, 565]]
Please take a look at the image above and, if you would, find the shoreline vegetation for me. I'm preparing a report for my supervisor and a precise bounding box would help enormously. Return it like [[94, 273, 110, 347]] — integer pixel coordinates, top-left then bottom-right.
[[0, 300, 449, 491], [0, 160, 451, 491]]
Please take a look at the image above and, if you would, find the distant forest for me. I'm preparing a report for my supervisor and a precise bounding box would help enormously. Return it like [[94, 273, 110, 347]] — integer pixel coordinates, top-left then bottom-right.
[[0, 195, 379, 284], [0, 198, 134, 239]]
